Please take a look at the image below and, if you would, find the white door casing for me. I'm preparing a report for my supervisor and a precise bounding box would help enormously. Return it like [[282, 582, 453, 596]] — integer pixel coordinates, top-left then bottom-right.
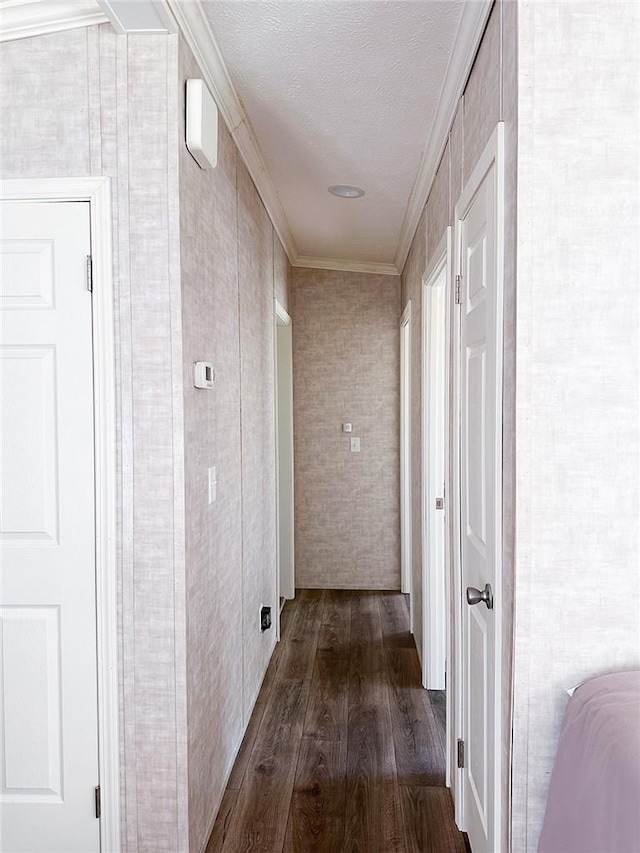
[[0, 178, 119, 852], [400, 301, 413, 623], [421, 229, 451, 696], [453, 124, 504, 853], [275, 300, 295, 610]]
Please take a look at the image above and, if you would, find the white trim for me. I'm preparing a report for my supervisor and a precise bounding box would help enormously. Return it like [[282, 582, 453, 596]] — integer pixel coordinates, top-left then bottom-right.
[[292, 255, 400, 277], [400, 301, 413, 622], [394, 0, 493, 273], [166, 0, 298, 266], [167, 0, 489, 279], [275, 301, 291, 326], [96, 0, 176, 34], [420, 229, 451, 702], [423, 228, 452, 291], [274, 299, 295, 633], [0, 0, 491, 281], [0, 0, 107, 43], [400, 301, 412, 325], [0, 176, 121, 853], [452, 123, 505, 849], [451, 212, 464, 828]]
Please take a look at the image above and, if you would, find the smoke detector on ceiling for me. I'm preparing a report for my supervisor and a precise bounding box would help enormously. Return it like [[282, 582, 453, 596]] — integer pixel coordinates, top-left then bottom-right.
[[328, 185, 365, 198]]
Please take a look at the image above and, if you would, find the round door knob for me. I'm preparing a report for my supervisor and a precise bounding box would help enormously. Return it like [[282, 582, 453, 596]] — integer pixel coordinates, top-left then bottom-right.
[[466, 583, 493, 610]]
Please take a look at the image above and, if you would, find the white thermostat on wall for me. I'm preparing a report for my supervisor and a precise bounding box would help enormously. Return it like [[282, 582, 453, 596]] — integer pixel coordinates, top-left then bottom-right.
[[342, 423, 353, 433], [193, 362, 215, 389]]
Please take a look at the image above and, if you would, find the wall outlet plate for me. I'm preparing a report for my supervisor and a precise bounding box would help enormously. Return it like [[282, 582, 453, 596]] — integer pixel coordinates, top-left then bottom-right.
[[260, 606, 272, 632], [208, 466, 217, 504]]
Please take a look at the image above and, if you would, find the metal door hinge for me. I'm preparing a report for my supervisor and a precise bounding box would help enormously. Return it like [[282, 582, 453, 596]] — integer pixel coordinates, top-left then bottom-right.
[[457, 739, 465, 768], [86, 255, 93, 292], [94, 785, 101, 819], [435, 497, 444, 510], [455, 275, 462, 304]]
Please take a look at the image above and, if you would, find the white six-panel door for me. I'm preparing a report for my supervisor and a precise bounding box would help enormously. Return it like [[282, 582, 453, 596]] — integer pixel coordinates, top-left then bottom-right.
[[1, 201, 100, 852], [455, 125, 504, 853]]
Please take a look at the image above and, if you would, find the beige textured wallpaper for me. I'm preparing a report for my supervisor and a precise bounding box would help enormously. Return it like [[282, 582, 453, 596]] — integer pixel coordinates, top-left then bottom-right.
[[1, 26, 287, 853], [292, 268, 401, 590], [179, 39, 244, 853], [179, 36, 284, 853], [512, 2, 640, 849], [0, 29, 92, 177], [237, 164, 279, 725]]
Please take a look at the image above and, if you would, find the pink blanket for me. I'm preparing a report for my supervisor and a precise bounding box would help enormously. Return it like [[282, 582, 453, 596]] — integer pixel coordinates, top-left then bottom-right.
[[538, 670, 640, 853]]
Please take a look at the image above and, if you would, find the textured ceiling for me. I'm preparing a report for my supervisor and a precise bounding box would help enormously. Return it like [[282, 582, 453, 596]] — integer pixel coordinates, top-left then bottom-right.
[[202, 0, 464, 267]]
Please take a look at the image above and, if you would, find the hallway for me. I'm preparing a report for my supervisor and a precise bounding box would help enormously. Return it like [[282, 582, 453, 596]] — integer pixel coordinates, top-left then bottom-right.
[[206, 590, 468, 852]]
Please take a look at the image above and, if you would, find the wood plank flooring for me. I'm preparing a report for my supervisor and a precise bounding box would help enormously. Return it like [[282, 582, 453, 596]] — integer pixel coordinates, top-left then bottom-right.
[[206, 590, 468, 853]]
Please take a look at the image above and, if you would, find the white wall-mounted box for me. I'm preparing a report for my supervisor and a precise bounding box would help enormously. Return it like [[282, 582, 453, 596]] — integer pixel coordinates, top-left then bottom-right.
[[193, 361, 215, 389], [186, 78, 218, 170]]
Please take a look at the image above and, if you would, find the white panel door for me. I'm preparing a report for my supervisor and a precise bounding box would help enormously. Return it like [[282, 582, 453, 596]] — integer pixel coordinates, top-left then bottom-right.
[[456, 127, 503, 853], [0, 201, 100, 852]]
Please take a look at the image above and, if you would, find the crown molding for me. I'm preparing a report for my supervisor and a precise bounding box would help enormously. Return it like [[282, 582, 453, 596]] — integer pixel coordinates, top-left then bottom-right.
[[170, 0, 493, 278], [393, 0, 494, 274], [292, 255, 400, 277], [0, 0, 108, 42], [0, 0, 494, 276], [165, 0, 299, 266]]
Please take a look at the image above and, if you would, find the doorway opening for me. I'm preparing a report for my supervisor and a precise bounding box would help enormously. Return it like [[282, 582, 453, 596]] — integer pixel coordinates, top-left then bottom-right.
[[274, 300, 295, 635], [421, 228, 451, 691], [400, 301, 413, 631], [421, 229, 452, 792]]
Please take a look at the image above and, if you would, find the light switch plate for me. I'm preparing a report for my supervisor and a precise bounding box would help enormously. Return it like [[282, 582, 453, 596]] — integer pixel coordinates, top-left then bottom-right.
[[208, 466, 217, 503], [350, 437, 361, 453]]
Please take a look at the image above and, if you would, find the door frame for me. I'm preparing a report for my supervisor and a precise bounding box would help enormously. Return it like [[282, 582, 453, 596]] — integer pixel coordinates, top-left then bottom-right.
[[0, 176, 120, 851], [451, 123, 505, 844], [420, 229, 451, 702], [399, 300, 413, 627], [274, 299, 295, 637]]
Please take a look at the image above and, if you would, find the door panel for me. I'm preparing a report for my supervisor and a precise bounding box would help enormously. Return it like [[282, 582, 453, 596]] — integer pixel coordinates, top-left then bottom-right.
[[456, 126, 504, 853], [1, 607, 63, 800], [1, 346, 59, 540], [1, 202, 100, 852]]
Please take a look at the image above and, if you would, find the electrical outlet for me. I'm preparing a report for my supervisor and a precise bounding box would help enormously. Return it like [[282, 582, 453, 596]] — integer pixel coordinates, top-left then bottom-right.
[[260, 606, 272, 632]]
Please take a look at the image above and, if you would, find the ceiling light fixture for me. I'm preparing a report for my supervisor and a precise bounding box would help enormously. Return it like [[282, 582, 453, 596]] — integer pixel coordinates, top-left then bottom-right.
[[328, 184, 365, 198]]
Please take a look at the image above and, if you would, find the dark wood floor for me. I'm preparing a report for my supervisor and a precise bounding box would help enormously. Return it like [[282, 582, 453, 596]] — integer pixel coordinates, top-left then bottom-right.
[[206, 589, 468, 853]]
